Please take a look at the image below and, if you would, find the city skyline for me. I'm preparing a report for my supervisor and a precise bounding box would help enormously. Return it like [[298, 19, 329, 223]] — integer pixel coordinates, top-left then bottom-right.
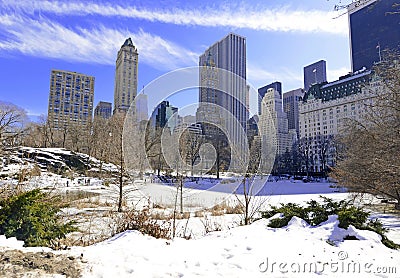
[[1, 1, 356, 119]]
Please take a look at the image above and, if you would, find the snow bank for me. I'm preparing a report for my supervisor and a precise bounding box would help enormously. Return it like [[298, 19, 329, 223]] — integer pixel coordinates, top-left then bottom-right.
[[0, 235, 52, 252], [69, 215, 400, 278]]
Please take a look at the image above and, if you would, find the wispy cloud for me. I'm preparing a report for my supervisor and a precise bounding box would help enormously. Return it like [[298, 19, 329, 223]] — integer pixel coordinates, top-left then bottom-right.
[[248, 64, 352, 91], [247, 65, 278, 82], [247, 64, 303, 90], [0, 14, 198, 69], [1, 0, 348, 35]]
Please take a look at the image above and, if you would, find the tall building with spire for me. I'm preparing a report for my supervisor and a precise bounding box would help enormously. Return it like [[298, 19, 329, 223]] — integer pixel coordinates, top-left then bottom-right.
[[113, 38, 138, 114]]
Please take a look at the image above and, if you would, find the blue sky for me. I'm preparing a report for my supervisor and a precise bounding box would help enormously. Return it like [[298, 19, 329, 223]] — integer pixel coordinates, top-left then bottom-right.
[[0, 0, 352, 118]]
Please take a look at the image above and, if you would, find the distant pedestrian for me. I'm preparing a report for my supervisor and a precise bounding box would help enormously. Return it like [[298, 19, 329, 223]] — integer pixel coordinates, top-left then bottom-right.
[[66, 180, 69, 187]]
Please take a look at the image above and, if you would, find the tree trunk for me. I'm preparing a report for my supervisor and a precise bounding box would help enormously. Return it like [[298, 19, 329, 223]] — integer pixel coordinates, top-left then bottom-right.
[[118, 172, 123, 212], [180, 178, 183, 214], [216, 151, 220, 179], [243, 177, 250, 225]]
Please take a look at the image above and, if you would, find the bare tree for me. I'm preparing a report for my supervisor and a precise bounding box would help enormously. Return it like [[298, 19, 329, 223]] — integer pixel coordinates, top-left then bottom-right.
[[67, 122, 84, 153], [91, 117, 112, 175], [145, 125, 168, 176], [316, 134, 335, 177], [24, 115, 55, 148], [204, 127, 230, 179], [179, 128, 203, 176], [298, 137, 312, 177], [333, 51, 400, 209], [23, 120, 45, 148], [0, 101, 27, 151], [108, 112, 126, 212], [231, 136, 272, 225]]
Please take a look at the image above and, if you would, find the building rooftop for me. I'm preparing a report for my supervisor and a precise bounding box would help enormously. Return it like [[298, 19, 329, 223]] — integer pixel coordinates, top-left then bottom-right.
[[303, 70, 372, 102]]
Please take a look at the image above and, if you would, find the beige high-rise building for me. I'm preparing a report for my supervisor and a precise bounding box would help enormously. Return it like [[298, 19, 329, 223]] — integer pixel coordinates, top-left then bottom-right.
[[299, 70, 372, 173], [259, 88, 296, 155], [48, 69, 94, 129], [113, 38, 138, 113]]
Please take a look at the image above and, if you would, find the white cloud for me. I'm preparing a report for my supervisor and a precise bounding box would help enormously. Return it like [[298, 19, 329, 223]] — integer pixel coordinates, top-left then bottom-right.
[[2, 0, 348, 35], [327, 67, 351, 82], [247, 64, 303, 91], [0, 14, 198, 69], [247, 65, 277, 82], [248, 65, 353, 91]]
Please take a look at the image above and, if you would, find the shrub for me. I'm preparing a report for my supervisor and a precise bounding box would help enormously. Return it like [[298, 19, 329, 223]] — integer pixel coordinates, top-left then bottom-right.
[[261, 203, 309, 227], [363, 219, 400, 249], [261, 198, 398, 249], [268, 217, 292, 228], [306, 200, 329, 226], [337, 206, 369, 229], [319, 196, 350, 215], [115, 207, 170, 239], [0, 189, 76, 247]]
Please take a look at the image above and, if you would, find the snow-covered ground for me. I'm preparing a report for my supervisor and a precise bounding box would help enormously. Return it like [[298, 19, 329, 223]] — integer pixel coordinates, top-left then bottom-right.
[[1, 151, 400, 277], [1, 214, 399, 277], [73, 215, 399, 277]]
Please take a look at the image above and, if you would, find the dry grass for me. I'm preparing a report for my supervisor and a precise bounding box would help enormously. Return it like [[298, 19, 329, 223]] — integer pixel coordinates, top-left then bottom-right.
[[207, 201, 244, 216], [225, 203, 244, 214], [200, 216, 222, 233], [194, 210, 205, 217], [175, 212, 190, 219], [151, 211, 172, 220]]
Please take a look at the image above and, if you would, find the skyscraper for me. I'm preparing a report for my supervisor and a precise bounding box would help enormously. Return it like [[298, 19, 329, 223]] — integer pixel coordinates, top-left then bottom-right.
[[258, 81, 282, 115], [113, 38, 138, 114], [150, 100, 178, 130], [258, 88, 294, 155], [134, 93, 148, 123], [348, 0, 400, 72], [283, 88, 304, 138], [303, 60, 327, 93], [94, 101, 112, 119], [48, 69, 94, 129], [197, 33, 248, 149]]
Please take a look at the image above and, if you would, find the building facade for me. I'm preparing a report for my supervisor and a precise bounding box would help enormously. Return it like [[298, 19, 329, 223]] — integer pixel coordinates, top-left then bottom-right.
[[113, 38, 138, 113], [134, 93, 148, 123], [94, 101, 112, 119], [259, 88, 295, 156], [150, 100, 178, 131], [303, 60, 327, 93], [197, 33, 248, 156], [299, 70, 372, 173], [48, 69, 94, 129], [283, 88, 304, 138], [258, 81, 282, 115], [349, 0, 400, 72], [246, 115, 259, 143]]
